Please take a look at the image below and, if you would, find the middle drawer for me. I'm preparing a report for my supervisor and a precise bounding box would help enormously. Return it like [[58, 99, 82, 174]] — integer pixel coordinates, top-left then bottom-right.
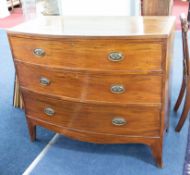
[[16, 62, 162, 105]]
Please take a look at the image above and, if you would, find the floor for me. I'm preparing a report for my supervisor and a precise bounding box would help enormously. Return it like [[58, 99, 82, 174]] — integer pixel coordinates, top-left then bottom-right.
[[0, 7, 24, 28], [173, 0, 189, 30]]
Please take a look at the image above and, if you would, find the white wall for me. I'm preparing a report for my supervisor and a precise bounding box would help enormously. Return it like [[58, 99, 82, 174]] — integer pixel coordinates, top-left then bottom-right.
[[59, 0, 140, 16], [0, 0, 10, 18]]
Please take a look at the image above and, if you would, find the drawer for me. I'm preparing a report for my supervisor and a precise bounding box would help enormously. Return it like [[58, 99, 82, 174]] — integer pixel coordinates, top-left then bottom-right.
[[10, 36, 163, 72], [16, 62, 162, 105], [22, 90, 160, 137]]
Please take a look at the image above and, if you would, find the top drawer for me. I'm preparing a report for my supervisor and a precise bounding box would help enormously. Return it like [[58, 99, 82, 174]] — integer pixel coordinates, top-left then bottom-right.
[[9, 36, 163, 73]]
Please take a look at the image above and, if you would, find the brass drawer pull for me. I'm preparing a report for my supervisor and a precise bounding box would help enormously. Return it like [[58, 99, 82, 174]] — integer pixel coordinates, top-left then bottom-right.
[[112, 117, 127, 126], [44, 107, 55, 116], [108, 52, 124, 62], [33, 48, 45, 57], [40, 77, 51, 86], [110, 84, 125, 94]]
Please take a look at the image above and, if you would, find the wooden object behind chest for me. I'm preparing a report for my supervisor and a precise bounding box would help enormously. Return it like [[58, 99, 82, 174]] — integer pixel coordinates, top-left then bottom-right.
[[142, 0, 173, 16], [7, 16, 175, 167]]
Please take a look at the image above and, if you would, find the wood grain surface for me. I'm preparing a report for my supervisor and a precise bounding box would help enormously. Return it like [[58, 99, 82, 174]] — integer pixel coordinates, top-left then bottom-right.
[[143, 0, 173, 16], [22, 89, 161, 137], [9, 37, 164, 73], [16, 61, 162, 105], [7, 16, 175, 167]]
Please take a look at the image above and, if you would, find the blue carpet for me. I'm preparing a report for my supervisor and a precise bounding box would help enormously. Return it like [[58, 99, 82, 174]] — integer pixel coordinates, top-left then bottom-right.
[[184, 126, 190, 175], [0, 29, 54, 175], [30, 31, 189, 175]]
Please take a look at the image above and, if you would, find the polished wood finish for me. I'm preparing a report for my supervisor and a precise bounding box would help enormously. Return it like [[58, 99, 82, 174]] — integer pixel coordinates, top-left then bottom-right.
[[9, 16, 176, 109], [26, 117, 36, 142], [9, 37, 163, 73], [7, 16, 175, 37], [7, 16, 175, 167], [174, 14, 190, 132], [13, 76, 23, 108], [174, 78, 186, 112], [142, 0, 173, 16], [15, 61, 162, 105], [22, 89, 161, 137]]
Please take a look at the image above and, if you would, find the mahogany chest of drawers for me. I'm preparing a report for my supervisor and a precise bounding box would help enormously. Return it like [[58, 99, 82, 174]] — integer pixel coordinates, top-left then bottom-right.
[[7, 16, 175, 167]]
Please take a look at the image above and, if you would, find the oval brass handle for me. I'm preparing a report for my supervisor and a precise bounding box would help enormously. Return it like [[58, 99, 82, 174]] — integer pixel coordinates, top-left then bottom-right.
[[112, 117, 127, 126], [40, 77, 51, 86], [108, 52, 124, 62], [44, 107, 55, 116], [110, 84, 125, 94], [33, 48, 45, 57]]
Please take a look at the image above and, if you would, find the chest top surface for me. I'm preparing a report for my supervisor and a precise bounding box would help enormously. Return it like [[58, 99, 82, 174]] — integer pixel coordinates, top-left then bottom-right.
[[7, 16, 175, 38]]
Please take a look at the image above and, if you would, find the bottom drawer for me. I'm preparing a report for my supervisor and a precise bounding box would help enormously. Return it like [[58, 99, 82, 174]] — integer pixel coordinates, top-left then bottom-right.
[[22, 89, 161, 137]]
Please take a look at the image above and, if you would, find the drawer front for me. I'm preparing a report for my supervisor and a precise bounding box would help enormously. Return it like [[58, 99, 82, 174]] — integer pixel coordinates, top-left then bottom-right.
[[22, 90, 160, 137], [10, 36, 163, 72], [16, 62, 162, 105]]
